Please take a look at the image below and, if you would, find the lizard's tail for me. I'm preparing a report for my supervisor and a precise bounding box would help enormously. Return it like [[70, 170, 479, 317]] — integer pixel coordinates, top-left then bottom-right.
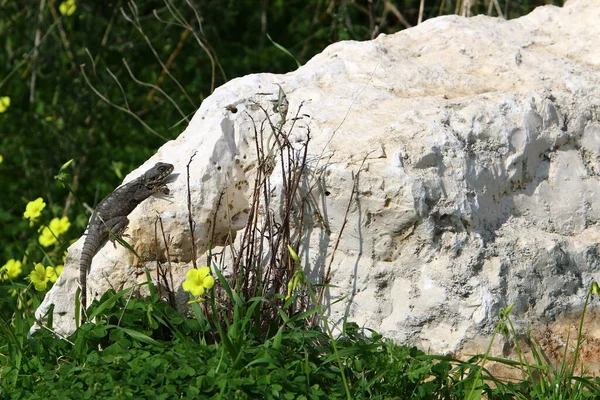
[[79, 231, 99, 317]]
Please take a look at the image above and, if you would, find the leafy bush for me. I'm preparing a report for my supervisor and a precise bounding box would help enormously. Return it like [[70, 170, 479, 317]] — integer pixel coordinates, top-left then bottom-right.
[[1, 288, 469, 399]]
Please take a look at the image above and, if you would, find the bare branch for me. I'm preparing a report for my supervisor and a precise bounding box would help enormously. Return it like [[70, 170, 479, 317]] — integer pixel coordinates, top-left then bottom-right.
[[186, 152, 198, 269], [121, 2, 197, 108], [105, 67, 130, 110], [30, 0, 46, 103], [383, 0, 412, 29], [122, 58, 190, 123], [80, 64, 169, 141]]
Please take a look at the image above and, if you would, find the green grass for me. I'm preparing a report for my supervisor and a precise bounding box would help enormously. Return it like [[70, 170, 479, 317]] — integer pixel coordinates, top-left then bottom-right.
[[0, 285, 464, 399], [1, 272, 599, 399]]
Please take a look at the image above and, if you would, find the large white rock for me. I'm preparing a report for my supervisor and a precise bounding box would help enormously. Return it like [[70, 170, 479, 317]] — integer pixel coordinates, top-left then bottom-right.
[[34, 0, 600, 364]]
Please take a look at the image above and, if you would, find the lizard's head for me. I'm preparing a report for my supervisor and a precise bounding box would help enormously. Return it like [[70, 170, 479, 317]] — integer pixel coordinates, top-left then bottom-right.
[[145, 162, 174, 188]]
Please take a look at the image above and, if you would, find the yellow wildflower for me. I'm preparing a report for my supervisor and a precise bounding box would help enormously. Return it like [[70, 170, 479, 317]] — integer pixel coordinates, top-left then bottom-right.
[[39, 227, 57, 247], [38, 217, 70, 247], [49, 216, 71, 235], [0, 155, 3, 164], [24, 197, 46, 223], [0, 96, 10, 113], [182, 266, 215, 296], [59, 0, 76, 16], [30, 263, 55, 291], [47, 265, 61, 283], [1, 259, 22, 281]]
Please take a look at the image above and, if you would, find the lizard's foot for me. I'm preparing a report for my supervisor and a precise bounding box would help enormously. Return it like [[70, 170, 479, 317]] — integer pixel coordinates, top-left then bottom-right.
[[158, 185, 170, 195], [108, 218, 130, 247], [110, 232, 131, 247]]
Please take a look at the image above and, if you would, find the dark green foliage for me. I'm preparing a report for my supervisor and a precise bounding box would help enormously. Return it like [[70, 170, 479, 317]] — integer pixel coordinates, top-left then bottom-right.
[[0, 292, 466, 399], [3, 287, 599, 399]]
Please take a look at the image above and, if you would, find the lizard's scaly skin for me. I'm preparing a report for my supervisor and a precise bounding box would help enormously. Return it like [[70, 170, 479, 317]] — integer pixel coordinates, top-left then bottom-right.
[[80, 162, 174, 318]]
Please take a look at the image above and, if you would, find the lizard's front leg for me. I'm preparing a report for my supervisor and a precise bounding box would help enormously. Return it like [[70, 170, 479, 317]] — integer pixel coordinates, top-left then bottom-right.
[[155, 184, 169, 195], [102, 216, 130, 245]]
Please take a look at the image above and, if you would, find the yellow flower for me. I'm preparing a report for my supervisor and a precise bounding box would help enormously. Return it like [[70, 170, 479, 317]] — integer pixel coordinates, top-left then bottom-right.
[[1, 259, 22, 281], [49, 216, 71, 235], [182, 267, 215, 296], [59, 0, 76, 16], [30, 263, 55, 291], [23, 197, 46, 222], [47, 265, 61, 283], [39, 226, 57, 247], [38, 217, 71, 247], [0, 155, 3, 164], [0, 96, 10, 113]]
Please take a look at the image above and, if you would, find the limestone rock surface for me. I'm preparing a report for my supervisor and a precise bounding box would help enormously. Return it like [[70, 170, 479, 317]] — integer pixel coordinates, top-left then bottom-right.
[[34, 0, 600, 368]]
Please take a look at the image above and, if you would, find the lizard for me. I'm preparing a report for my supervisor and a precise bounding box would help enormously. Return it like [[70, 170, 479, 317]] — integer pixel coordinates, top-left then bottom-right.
[[79, 162, 174, 318]]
